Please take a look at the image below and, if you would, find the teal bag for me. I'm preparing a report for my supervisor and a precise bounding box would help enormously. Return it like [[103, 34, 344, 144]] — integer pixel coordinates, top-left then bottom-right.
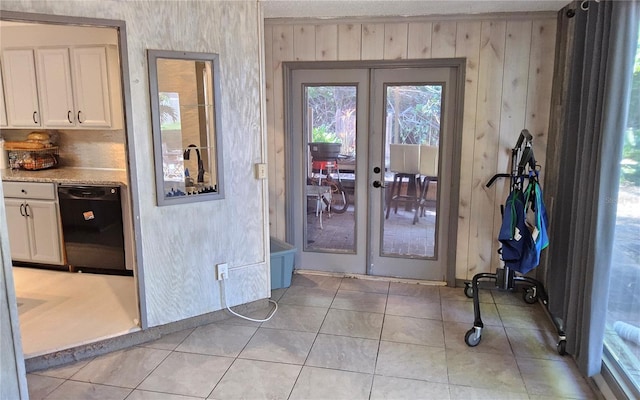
[[498, 176, 549, 274]]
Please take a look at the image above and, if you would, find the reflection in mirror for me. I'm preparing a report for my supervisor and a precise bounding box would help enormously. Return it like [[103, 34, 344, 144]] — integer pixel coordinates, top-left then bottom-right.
[[148, 50, 224, 205]]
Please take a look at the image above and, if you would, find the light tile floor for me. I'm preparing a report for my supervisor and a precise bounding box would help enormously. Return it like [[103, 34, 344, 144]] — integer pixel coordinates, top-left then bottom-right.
[[27, 274, 598, 400]]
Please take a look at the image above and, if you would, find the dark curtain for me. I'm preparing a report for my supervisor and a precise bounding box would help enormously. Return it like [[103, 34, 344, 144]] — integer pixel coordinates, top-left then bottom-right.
[[546, 0, 639, 377]]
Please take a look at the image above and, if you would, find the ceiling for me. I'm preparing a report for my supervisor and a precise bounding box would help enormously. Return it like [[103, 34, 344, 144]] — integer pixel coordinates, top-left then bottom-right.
[[260, 0, 572, 19]]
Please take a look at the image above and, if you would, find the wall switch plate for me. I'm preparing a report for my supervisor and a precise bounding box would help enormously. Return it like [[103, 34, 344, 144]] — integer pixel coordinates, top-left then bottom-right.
[[255, 163, 267, 179], [216, 263, 229, 280]]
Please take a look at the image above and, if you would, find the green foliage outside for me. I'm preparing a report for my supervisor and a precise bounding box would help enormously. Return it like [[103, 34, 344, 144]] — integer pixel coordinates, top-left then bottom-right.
[[306, 84, 443, 155], [386, 85, 442, 146], [312, 126, 340, 143], [306, 86, 355, 138], [159, 93, 180, 129], [306, 86, 357, 155], [621, 33, 640, 185]]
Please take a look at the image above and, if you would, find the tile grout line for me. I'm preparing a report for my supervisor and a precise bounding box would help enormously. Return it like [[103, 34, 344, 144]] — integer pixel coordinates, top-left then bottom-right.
[[27, 280, 594, 399], [206, 329, 259, 398], [283, 278, 339, 399], [206, 287, 290, 399], [368, 286, 391, 399]]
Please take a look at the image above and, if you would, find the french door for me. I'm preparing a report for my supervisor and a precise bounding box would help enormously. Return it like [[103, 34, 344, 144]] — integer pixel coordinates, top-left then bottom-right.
[[288, 64, 460, 282]]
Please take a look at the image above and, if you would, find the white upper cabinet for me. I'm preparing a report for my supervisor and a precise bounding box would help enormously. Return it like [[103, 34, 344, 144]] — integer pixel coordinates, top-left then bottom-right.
[[71, 46, 115, 128], [36, 47, 76, 127], [1, 45, 123, 130], [2, 49, 41, 128], [35, 45, 122, 129], [0, 63, 7, 127]]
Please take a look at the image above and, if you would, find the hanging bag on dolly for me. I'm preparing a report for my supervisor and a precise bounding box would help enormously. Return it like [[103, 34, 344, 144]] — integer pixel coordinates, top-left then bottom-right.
[[498, 175, 549, 274], [523, 177, 550, 269]]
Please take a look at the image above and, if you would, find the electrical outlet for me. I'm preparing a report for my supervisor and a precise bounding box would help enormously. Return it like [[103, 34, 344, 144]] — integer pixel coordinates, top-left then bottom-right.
[[255, 163, 267, 179], [216, 263, 229, 280]]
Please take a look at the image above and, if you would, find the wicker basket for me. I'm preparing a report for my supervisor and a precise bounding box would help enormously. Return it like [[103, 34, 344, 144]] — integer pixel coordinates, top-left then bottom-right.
[[8, 147, 59, 170]]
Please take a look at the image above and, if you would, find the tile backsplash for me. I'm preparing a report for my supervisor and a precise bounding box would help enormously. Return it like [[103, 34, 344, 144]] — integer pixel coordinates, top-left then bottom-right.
[[1, 129, 127, 170]]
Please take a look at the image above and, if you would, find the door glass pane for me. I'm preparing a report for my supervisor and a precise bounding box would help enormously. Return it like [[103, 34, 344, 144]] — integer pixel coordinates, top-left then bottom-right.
[[382, 84, 442, 258], [604, 31, 640, 395], [304, 85, 357, 253]]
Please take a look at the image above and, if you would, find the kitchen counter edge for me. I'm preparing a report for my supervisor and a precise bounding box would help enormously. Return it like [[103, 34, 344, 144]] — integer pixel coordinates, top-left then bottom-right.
[[1, 168, 128, 187]]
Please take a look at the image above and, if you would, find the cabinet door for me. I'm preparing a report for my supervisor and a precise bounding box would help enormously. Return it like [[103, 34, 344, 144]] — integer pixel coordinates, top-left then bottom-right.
[[71, 46, 112, 128], [36, 48, 76, 127], [0, 63, 7, 127], [2, 49, 41, 127], [4, 199, 31, 262], [25, 200, 64, 265]]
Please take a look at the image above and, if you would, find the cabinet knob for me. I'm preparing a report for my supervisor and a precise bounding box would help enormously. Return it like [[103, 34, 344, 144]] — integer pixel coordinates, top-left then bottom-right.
[[21, 189, 27, 194]]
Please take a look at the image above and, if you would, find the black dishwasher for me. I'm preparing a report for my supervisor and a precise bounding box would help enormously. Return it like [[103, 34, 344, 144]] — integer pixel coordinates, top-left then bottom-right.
[[58, 185, 126, 273]]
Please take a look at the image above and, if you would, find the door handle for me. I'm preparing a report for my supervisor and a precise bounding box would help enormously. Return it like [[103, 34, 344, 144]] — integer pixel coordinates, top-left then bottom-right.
[[68, 110, 73, 123], [20, 204, 25, 217], [372, 180, 386, 188], [24, 204, 31, 217], [78, 110, 83, 124]]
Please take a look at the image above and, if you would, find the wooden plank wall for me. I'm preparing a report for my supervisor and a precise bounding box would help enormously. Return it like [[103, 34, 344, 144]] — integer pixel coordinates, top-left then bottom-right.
[[265, 15, 557, 280]]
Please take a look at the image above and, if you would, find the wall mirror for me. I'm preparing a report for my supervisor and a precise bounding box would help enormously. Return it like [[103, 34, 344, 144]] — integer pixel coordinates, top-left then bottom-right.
[[148, 50, 224, 206]]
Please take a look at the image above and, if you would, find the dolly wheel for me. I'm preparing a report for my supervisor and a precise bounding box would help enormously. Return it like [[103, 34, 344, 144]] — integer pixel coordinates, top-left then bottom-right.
[[557, 340, 567, 355], [523, 288, 538, 304], [464, 284, 473, 299], [465, 328, 482, 347]]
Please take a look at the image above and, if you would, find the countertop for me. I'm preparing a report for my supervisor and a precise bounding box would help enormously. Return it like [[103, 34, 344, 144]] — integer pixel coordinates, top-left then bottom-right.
[[1, 167, 128, 187]]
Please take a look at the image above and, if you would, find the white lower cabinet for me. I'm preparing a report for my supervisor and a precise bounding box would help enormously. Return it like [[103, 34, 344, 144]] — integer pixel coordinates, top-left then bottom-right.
[[3, 182, 64, 265]]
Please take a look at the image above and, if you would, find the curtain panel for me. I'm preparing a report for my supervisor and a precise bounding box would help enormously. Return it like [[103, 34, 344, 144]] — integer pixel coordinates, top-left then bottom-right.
[[546, 0, 639, 377]]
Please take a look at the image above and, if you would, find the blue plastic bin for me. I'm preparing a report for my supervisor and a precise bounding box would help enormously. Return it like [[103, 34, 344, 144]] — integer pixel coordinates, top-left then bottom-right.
[[270, 237, 295, 290]]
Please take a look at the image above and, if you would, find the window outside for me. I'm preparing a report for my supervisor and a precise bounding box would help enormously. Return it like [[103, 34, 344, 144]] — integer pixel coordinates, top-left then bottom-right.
[[604, 29, 640, 394]]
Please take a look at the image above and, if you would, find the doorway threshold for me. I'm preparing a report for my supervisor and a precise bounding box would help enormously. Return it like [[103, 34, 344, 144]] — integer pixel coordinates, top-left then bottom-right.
[[294, 269, 447, 286]]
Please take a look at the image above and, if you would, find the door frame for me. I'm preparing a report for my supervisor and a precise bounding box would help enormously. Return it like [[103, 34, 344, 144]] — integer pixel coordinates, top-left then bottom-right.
[[0, 10, 145, 326], [284, 58, 466, 286]]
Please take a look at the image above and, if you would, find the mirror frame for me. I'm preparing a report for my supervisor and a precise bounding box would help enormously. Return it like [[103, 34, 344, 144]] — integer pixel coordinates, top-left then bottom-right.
[[147, 49, 225, 206]]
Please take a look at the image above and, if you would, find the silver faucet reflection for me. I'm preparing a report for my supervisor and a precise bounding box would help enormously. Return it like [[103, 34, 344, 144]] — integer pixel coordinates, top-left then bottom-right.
[[183, 144, 205, 183]]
